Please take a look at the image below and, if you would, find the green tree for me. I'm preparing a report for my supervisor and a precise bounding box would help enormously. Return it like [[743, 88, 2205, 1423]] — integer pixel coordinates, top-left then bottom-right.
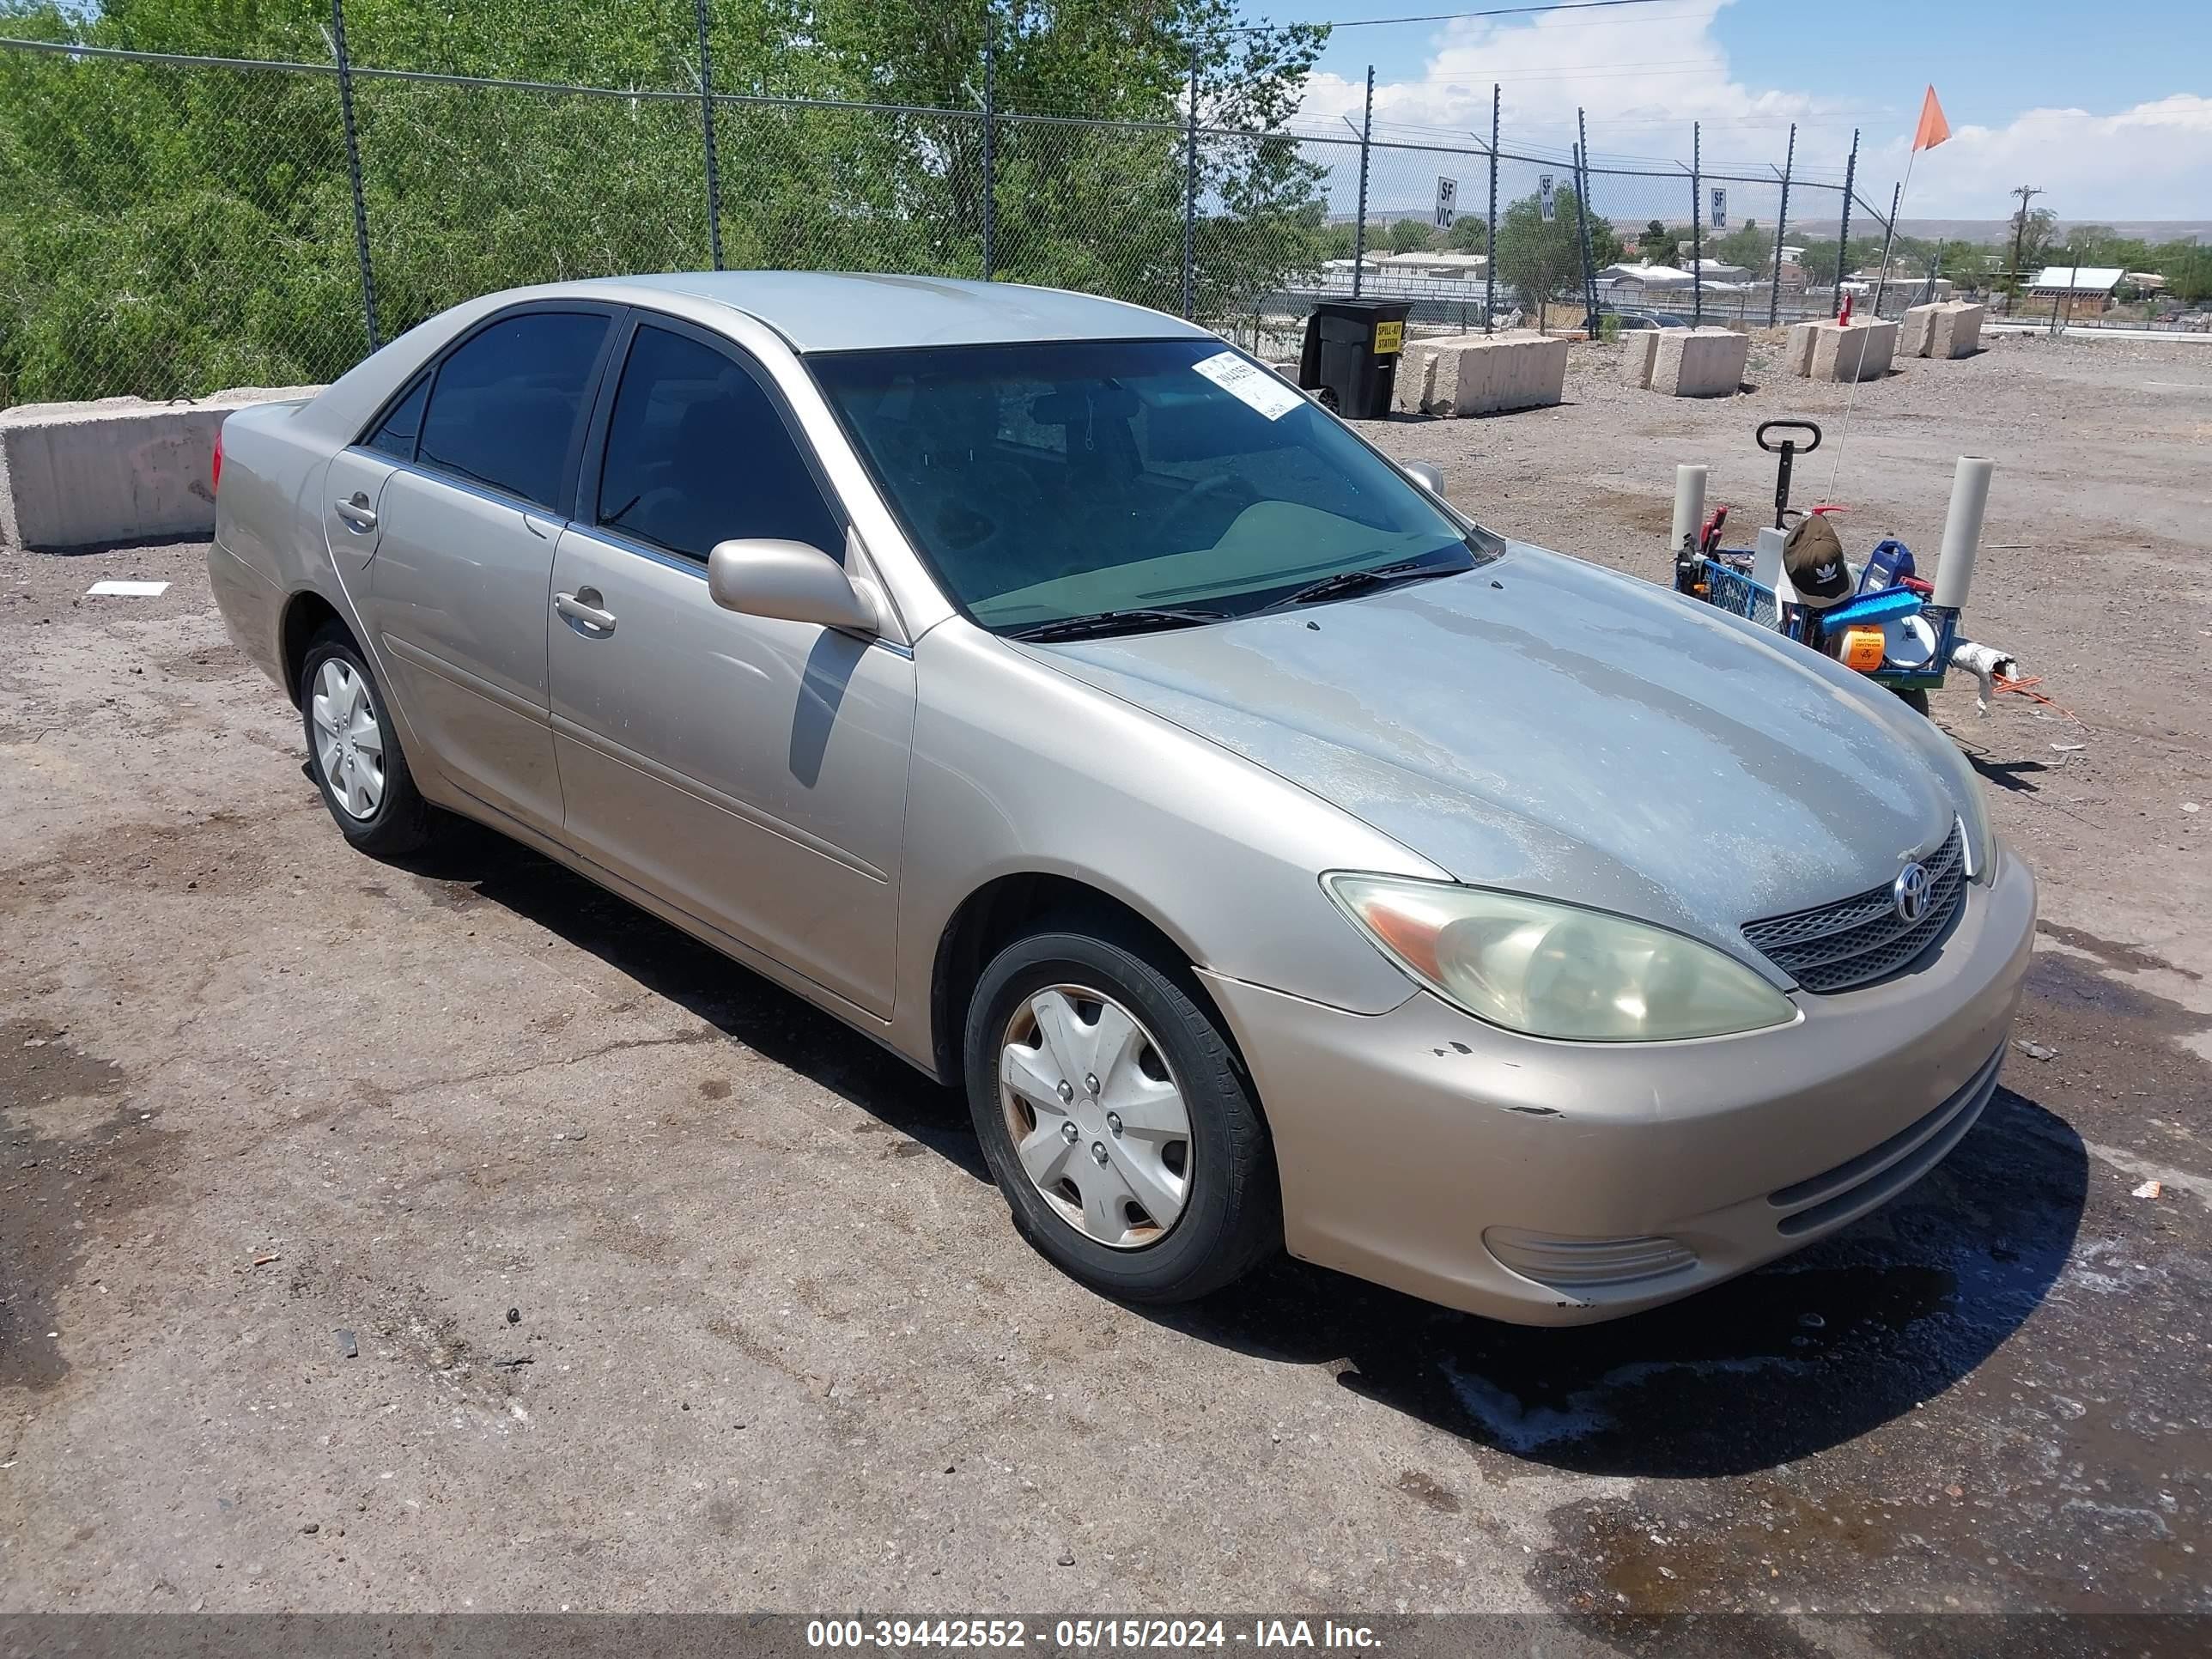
[[1639, 218, 1679, 266], [0, 0, 1332, 401], [1714, 217, 1771, 271], [1444, 214, 1487, 252], [1494, 184, 1608, 320], [1385, 216, 1437, 254]]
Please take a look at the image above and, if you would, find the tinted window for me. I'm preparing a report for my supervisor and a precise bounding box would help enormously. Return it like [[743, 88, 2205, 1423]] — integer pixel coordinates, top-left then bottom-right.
[[416, 311, 610, 510], [364, 373, 429, 460], [813, 339, 1486, 629], [596, 325, 842, 561]]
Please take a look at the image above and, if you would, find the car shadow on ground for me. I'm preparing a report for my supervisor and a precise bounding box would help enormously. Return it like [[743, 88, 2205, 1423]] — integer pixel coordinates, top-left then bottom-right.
[[398, 817, 2087, 1481], [396, 819, 988, 1182], [1148, 1085, 2086, 1480]]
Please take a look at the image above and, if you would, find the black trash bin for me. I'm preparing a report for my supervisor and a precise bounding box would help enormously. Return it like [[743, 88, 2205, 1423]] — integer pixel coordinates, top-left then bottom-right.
[[1297, 299, 1413, 418]]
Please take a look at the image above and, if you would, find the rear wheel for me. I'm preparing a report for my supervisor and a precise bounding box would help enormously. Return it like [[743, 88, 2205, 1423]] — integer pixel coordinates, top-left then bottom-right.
[[964, 927, 1279, 1303], [300, 623, 434, 858]]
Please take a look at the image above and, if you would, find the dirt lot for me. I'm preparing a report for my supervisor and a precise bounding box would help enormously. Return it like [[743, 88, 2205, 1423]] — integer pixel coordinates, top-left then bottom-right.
[[2, 332, 2208, 1627]]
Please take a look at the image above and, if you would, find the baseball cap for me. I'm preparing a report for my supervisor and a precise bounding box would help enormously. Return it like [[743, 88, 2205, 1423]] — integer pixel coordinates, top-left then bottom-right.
[[1783, 514, 1852, 609]]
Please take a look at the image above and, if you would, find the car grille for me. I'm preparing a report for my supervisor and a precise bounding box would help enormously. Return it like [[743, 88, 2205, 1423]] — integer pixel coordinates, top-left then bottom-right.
[[1741, 822, 1966, 994]]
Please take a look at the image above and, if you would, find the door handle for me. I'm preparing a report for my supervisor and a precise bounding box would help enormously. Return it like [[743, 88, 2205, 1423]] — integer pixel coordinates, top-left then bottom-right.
[[555, 588, 617, 634], [333, 492, 377, 532]]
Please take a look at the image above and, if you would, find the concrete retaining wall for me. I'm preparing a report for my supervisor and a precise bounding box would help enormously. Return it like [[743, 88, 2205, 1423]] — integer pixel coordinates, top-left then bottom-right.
[[1931, 301, 1984, 359], [1620, 330, 1661, 389], [1650, 327, 1749, 398], [1784, 321, 1820, 377], [1900, 304, 1942, 358], [1397, 331, 1566, 416], [0, 386, 320, 550], [1797, 319, 1898, 383]]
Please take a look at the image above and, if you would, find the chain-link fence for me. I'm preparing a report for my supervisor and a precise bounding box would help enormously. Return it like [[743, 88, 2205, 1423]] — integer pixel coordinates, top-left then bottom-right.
[[1, 5, 1911, 405]]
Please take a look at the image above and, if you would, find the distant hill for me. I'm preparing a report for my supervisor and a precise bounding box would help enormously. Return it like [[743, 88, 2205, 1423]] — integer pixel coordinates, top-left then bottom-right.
[[1893, 219, 2209, 246]]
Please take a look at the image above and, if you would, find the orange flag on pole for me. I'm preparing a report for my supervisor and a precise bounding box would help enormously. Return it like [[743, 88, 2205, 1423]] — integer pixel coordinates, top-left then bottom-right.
[[1912, 86, 1951, 152]]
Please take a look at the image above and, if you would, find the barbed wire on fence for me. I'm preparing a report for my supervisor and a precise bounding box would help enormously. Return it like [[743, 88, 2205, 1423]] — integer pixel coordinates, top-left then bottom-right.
[[0, 11, 2027, 406]]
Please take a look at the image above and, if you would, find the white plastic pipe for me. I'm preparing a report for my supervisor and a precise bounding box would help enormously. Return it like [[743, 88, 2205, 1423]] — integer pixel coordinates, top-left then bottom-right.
[[1933, 456, 1994, 610], [1751, 523, 1797, 606], [1669, 465, 1708, 558]]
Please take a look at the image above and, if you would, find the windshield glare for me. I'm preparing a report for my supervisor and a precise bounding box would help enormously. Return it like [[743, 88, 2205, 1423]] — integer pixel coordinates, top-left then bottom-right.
[[810, 338, 1492, 630]]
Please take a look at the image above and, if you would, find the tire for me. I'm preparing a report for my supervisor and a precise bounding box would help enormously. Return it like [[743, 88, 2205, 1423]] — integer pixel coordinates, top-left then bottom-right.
[[1894, 687, 1931, 716], [963, 926, 1279, 1304], [299, 623, 435, 858]]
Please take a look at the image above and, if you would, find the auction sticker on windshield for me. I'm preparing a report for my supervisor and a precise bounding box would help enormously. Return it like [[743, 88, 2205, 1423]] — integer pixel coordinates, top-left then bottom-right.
[[1193, 349, 1306, 421]]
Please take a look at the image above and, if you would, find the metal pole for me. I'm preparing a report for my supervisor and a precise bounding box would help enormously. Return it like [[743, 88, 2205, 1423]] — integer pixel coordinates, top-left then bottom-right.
[[1768, 123, 1794, 327], [981, 22, 996, 281], [1690, 121, 1702, 327], [1571, 117, 1597, 335], [1833, 128, 1857, 318], [1352, 65, 1374, 300], [1182, 41, 1199, 319], [329, 0, 380, 351], [1870, 179, 1901, 315], [693, 0, 723, 270], [1483, 83, 1498, 333]]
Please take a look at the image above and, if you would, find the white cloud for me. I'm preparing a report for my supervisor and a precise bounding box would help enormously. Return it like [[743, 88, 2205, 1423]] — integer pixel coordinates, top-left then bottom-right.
[[1291, 2, 2212, 222]]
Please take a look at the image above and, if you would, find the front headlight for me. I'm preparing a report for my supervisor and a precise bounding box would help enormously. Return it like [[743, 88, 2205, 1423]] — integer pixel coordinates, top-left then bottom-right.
[[1324, 874, 1797, 1042]]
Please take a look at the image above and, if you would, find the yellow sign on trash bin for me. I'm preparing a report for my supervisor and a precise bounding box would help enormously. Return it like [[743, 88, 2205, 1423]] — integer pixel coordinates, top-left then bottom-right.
[[1374, 320, 1404, 356]]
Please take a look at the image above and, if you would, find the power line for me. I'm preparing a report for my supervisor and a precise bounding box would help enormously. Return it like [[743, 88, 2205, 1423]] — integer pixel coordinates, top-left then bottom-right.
[[1227, 0, 1677, 34]]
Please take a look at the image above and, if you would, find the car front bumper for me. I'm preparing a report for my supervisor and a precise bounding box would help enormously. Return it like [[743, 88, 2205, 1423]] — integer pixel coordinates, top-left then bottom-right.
[[1200, 841, 2037, 1325]]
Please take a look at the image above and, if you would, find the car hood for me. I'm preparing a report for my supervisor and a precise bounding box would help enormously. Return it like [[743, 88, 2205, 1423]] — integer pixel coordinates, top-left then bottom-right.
[[1023, 544, 1959, 963]]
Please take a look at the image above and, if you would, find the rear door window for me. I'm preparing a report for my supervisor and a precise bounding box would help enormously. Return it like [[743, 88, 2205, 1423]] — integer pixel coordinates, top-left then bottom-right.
[[595, 324, 843, 562], [416, 311, 611, 511]]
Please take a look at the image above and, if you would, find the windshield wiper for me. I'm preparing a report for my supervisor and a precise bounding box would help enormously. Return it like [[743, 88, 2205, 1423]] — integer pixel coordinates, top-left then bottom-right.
[[1261, 550, 1474, 611], [1003, 606, 1228, 642]]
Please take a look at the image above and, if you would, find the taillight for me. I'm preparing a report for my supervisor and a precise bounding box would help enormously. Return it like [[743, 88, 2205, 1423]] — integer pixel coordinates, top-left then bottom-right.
[[211, 429, 223, 495]]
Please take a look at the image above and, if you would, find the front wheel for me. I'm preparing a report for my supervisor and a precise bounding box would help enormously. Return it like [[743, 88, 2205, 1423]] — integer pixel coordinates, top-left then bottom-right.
[[963, 928, 1279, 1304]]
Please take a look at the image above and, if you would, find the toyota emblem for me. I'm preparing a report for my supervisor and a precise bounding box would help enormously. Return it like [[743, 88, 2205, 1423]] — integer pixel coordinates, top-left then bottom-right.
[[1893, 861, 1931, 924]]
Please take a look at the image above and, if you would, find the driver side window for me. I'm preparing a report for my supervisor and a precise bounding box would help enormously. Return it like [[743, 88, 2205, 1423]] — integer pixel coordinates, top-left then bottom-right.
[[596, 324, 843, 562]]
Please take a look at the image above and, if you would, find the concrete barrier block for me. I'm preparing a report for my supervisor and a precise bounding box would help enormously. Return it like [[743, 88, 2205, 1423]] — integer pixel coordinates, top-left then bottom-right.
[[1805, 319, 1898, 383], [1424, 331, 1566, 416], [1931, 301, 1984, 359], [1621, 329, 1661, 388], [1899, 303, 1942, 357], [1784, 321, 1820, 377], [1393, 334, 1465, 414], [1650, 326, 1749, 398], [1, 386, 321, 550]]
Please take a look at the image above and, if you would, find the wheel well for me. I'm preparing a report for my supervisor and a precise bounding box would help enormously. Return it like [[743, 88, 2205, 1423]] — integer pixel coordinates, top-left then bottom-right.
[[929, 873, 1244, 1087], [279, 591, 345, 705]]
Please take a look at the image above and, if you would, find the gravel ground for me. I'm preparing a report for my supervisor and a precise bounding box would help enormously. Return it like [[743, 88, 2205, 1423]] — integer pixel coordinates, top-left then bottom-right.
[[1, 332, 2207, 1630]]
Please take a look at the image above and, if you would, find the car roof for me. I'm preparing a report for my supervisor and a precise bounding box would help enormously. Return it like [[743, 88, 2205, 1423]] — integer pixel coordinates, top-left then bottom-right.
[[574, 271, 1212, 354]]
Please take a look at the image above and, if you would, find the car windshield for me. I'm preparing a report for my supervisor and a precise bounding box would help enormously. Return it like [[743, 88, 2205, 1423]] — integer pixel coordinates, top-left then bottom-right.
[[810, 338, 1494, 632]]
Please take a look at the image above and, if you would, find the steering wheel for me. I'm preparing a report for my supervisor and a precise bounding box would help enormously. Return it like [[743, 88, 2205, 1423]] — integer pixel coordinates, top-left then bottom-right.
[[1158, 474, 1261, 550]]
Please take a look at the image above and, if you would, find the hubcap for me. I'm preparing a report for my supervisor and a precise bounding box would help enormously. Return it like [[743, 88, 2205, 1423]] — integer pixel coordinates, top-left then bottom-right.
[[999, 986, 1193, 1250], [311, 659, 386, 821]]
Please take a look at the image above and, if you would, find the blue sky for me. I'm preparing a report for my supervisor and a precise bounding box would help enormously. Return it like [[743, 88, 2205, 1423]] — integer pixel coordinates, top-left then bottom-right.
[[1267, 0, 2212, 220]]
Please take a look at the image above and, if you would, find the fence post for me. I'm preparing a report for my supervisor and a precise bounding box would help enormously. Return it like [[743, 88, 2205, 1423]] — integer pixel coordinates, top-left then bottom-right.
[[1351, 66, 1374, 300], [1769, 122, 1794, 327], [1689, 121, 1702, 327], [693, 0, 724, 270], [1833, 128, 1857, 317], [1483, 83, 1498, 333], [1182, 41, 1200, 319], [981, 23, 997, 281], [1870, 179, 1901, 314], [1572, 112, 1597, 335], [328, 0, 380, 352]]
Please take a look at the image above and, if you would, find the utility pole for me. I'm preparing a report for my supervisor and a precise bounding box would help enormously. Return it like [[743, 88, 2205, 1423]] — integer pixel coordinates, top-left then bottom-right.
[[2007, 184, 2043, 308]]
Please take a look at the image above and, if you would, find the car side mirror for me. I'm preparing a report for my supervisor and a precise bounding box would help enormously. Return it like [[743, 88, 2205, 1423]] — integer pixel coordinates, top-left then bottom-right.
[[707, 538, 882, 635], [1401, 460, 1447, 500]]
